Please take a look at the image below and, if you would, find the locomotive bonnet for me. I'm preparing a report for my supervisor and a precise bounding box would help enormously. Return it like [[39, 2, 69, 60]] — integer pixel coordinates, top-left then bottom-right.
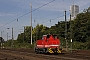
[[34, 34, 62, 54]]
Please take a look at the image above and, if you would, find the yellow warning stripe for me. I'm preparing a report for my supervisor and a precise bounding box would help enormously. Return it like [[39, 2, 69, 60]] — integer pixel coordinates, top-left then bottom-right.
[[48, 48, 54, 53], [57, 48, 62, 53]]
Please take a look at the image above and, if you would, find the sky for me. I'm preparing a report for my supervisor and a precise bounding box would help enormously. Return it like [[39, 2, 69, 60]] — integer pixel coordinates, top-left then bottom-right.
[[0, 0, 90, 41]]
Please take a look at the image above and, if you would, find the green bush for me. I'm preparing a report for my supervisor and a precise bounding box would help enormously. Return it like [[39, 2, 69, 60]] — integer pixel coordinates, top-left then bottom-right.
[[4, 40, 35, 49]]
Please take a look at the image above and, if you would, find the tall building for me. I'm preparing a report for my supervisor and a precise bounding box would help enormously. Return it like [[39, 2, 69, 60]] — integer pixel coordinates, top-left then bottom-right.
[[70, 5, 79, 20]]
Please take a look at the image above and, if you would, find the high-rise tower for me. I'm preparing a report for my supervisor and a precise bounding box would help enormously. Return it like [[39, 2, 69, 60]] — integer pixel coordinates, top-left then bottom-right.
[[70, 5, 79, 20]]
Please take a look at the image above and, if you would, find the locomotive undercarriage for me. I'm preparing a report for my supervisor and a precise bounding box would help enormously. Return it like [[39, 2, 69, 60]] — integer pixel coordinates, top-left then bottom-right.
[[35, 47, 62, 54]]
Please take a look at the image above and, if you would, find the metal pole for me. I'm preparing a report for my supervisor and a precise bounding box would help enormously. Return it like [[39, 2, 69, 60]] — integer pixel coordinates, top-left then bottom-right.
[[12, 27, 14, 47], [7, 33, 8, 41], [12, 28, 13, 40], [70, 14, 73, 53], [24, 26, 25, 43], [7, 28, 10, 48], [65, 10, 68, 51], [22, 26, 25, 43], [7, 28, 10, 41], [30, 3, 32, 45]]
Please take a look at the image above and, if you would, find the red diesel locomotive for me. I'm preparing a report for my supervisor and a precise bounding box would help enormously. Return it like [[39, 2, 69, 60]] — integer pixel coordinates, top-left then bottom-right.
[[34, 34, 62, 54]]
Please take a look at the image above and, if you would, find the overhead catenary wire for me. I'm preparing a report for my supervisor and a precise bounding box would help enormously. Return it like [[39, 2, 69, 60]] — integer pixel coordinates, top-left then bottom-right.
[[40, 11, 68, 23], [5, 0, 23, 14], [40, 11, 70, 24], [17, 0, 56, 19], [0, 10, 70, 35], [0, 0, 23, 28], [0, 0, 23, 20], [0, 0, 55, 28]]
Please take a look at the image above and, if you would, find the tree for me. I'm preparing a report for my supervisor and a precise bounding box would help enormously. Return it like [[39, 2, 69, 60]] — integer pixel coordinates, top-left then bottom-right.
[[32, 24, 48, 40], [17, 26, 31, 43], [73, 12, 90, 42]]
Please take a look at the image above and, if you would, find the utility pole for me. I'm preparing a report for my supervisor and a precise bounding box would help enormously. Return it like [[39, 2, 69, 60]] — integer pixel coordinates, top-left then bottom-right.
[[7, 28, 10, 41], [30, 3, 32, 45], [12, 28, 14, 41], [70, 14, 72, 53], [22, 26, 25, 43], [12, 27, 14, 47], [24, 26, 25, 43], [64, 10, 68, 51], [6, 32, 8, 48], [33, 19, 36, 46]]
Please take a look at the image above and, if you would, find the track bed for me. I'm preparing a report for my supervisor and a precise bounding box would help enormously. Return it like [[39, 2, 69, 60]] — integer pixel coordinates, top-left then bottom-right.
[[0, 48, 90, 60]]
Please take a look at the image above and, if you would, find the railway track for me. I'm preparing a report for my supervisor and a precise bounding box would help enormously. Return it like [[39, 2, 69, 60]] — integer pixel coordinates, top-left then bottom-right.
[[0, 48, 90, 60]]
